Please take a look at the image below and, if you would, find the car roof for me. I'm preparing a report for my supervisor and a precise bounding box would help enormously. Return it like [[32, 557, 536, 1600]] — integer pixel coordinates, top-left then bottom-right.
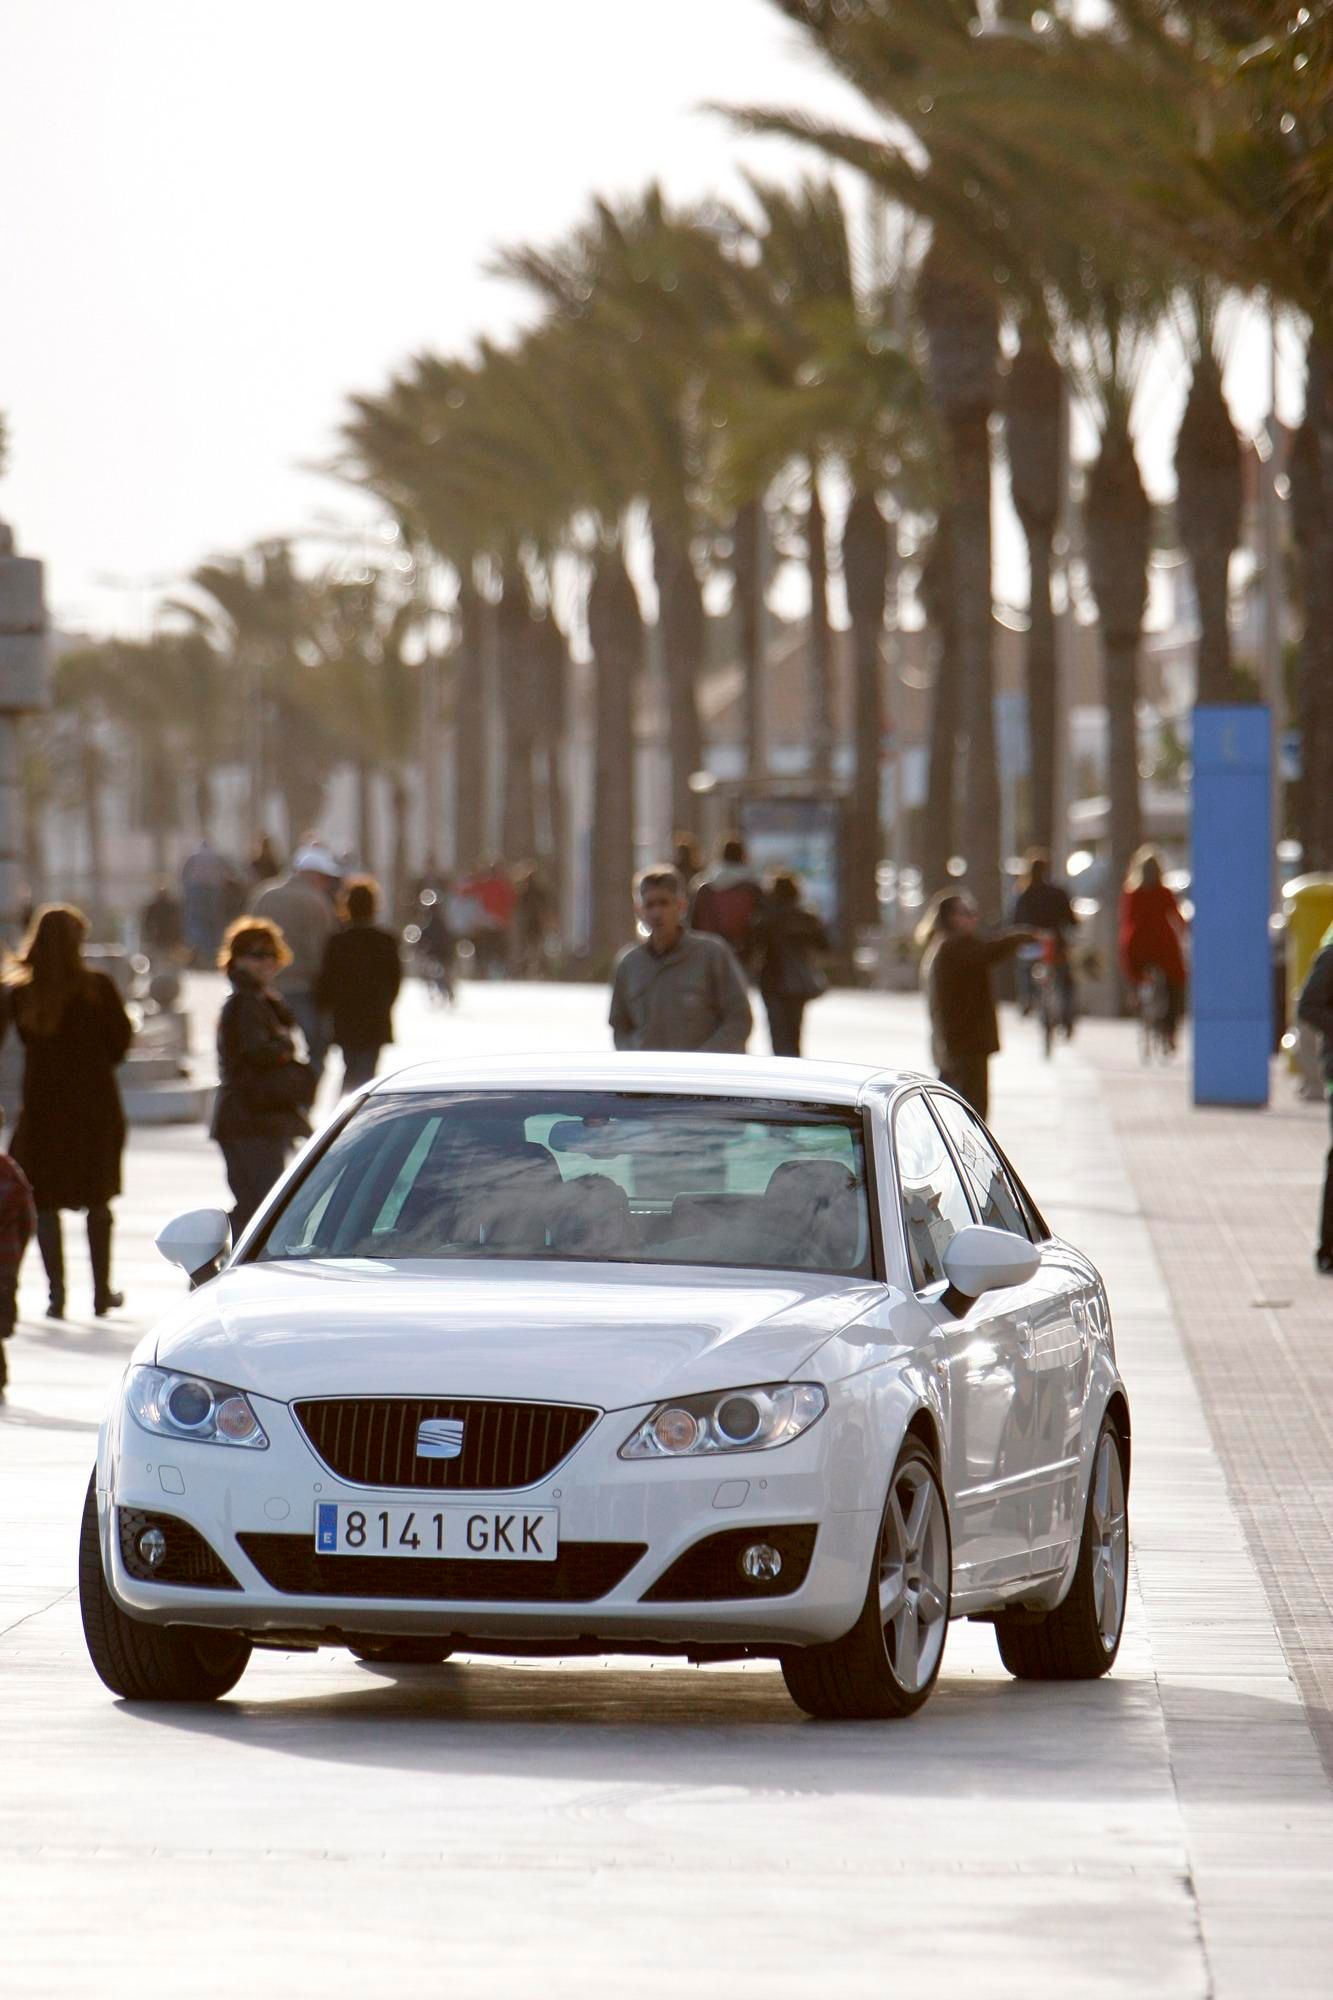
[[365, 1051, 924, 1110]]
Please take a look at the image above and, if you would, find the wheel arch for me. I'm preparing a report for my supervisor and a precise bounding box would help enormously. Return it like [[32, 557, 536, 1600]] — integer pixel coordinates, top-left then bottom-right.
[[903, 1403, 943, 1471], [1102, 1390, 1131, 1492]]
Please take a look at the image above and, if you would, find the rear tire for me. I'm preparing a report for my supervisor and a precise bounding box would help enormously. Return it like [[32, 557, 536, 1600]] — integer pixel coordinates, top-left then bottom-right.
[[995, 1416, 1128, 1680], [781, 1438, 951, 1721], [78, 1472, 251, 1702], [349, 1637, 454, 1665]]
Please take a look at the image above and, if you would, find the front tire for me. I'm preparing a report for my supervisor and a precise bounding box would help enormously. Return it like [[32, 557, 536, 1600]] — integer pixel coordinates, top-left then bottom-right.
[[782, 1438, 951, 1721], [78, 1472, 251, 1702], [995, 1415, 1128, 1680]]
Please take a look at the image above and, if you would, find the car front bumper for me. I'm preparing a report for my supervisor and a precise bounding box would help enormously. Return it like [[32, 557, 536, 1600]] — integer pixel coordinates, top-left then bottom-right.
[[97, 1390, 881, 1650]]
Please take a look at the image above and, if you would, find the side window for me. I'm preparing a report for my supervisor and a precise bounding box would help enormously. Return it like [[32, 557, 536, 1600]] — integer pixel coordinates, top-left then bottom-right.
[[931, 1093, 1032, 1240], [893, 1093, 975, 1290]]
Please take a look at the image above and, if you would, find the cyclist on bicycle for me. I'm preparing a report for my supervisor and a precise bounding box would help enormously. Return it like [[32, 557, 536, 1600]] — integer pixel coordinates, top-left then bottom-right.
[[1012, 851, 1078, 1036], [1118, 847, 1187, 1050]]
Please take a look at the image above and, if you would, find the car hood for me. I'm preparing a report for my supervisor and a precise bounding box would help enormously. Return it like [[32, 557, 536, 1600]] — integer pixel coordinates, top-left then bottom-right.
[[153, 1258, 884, 1409]]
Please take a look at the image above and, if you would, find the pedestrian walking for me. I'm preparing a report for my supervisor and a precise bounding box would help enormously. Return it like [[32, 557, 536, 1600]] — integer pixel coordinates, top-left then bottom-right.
[[315, 875, 403, 1094], [180, 837, 230, 966], [755, 871, 829, 1057], [212, 918, 314, 1238], [610, 866, 752, 1054], [0, 1110, 36, 1394], [918, 892, 1033, 1120], [7, 905, 133, 1318], [689, 836, 764, 970], [1013, 850, 1078, 1034], [1296, 920, 1333, 1276], [462, 860, 516, 978], [252, 840, 340, 1086], [1118, 847, 1188, 1049]]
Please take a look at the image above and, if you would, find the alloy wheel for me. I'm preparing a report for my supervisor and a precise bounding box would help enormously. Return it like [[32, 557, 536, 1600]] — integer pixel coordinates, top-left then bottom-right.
[[1090, 1430, 1128, 1652], [878, 1459, 949, 1693]]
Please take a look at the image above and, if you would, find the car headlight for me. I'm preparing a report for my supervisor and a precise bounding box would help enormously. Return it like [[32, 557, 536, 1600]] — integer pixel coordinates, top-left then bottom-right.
[[125, 1365, 268, 1449], [619, 1383, 827, 1460]]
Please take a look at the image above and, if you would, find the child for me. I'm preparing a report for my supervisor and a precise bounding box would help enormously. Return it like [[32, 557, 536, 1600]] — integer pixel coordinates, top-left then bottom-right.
[[0, 1107, 36, 1393]]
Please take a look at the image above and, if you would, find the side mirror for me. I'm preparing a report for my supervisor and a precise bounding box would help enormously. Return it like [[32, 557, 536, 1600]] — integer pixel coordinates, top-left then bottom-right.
[[156, 1208, 232, 1286], [943, 1223, 1041, 1301]]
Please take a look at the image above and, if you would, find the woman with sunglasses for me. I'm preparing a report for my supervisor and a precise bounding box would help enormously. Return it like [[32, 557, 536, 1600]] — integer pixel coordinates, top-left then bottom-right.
[[213, 918, 314, 1238]]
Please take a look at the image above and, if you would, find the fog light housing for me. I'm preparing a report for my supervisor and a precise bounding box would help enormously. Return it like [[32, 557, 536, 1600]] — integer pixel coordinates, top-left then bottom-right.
[[740, 1542, 782, 1582], [138, 1526, 167, 1569]]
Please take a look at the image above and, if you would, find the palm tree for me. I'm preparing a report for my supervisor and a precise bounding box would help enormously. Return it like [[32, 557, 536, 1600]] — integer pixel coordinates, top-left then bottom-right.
[[185, 543, 335, 843], [706, 175, 928, 912], [494, 190, 731, 836]]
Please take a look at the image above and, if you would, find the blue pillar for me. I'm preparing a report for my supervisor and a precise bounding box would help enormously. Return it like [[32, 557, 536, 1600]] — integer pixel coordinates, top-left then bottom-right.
[[1191, 705, 1272, 1107]]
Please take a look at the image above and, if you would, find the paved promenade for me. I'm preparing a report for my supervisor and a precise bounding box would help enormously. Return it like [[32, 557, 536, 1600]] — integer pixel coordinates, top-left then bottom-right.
[[1, 978, 1330, 1997]]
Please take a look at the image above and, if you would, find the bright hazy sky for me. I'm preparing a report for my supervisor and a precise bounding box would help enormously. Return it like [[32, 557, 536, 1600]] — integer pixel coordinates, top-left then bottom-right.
[[2, 0, 1301, 640]]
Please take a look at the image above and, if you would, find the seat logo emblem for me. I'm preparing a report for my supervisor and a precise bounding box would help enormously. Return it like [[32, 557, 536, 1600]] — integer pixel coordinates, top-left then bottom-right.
[[417, 1417, 465, 1460]]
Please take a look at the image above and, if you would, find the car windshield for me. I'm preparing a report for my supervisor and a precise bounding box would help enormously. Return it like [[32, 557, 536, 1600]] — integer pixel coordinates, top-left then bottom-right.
[[252, 1090, 873, 1278]]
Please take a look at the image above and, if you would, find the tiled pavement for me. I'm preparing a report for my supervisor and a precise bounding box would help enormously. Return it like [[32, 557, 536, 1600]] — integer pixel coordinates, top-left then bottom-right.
[[1086, 1034, 1333, 1781]]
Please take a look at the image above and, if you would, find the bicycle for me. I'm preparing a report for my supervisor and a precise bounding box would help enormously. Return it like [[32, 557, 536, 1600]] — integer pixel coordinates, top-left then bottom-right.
[[1020, 937, 1070, 1060], [1136, 965, 1173, 1063]]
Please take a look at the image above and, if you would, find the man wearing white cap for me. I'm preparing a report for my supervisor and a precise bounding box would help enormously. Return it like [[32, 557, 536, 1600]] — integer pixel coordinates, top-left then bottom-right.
[[252, 841, 341, 1087]]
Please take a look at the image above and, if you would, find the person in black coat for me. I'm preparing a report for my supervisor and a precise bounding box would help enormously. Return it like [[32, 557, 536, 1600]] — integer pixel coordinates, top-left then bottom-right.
[[315, 876, 402, 1094], [754, 872, 830, 1058], [8, 905, 134, 1318], [917, 892, 1035, 1121], [212, 918, 314, 1238]]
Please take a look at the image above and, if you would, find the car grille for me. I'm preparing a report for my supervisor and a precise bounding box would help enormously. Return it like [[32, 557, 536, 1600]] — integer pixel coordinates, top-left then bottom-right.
[[292, 1397, 600, 1491], [236, 1533, 646, 1603], [118, 1508, 242, 1591], [639, 1524, 818, 1602]]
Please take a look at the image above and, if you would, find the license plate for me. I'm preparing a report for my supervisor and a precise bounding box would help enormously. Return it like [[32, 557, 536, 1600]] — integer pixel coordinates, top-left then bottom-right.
[[314, 1501, 558, 1562]]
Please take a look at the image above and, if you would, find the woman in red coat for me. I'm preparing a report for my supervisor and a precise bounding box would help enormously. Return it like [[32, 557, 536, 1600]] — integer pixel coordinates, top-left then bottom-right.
[[1118, 848, 1188, 1047]]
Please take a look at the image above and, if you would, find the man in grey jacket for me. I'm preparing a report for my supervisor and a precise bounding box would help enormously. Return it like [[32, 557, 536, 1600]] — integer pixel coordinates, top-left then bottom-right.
[[1297, 924, 1333, 1275], [610, 867, 752, 1054], [252, 842, 340, 1087]]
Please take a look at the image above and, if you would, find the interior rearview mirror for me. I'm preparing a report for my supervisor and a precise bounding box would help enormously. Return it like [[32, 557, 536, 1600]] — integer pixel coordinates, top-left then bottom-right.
[[155, 1208, 232, 1285], [942, 1223, 1041, 1301]]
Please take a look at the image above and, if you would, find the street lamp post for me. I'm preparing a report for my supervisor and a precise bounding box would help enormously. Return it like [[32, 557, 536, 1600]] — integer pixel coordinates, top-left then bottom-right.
[[0, 518, 49, 939]]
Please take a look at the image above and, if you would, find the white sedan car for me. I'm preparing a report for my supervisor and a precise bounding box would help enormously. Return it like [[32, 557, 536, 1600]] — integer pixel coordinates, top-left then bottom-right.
[[80, 1055, 1130, 1720]]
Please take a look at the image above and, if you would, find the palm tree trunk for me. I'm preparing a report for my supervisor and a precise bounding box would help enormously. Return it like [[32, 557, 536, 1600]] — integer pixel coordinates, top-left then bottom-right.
[[842, 488, 888, 935], [354, 761, 374, 873], [652, 519, 704, 832], [1085, 412, 1150, 913], [387, 768, 409, 922], [1025, 531, 1057, 855], [586, 547, 642, 957], [453, 573, 486, 874], [536, 610, 568, 894], [807, 469, 834, 783], [79, 724, 106, 928], [194, 765, 215, 842], [953, 407, 1003, 918], [732, 499, 764, 781], [1175, 351, 1242, 707], [1004, 327, 1063, 860], [917, 249, 1002, 917], [920, 513, 959, 898], [498, 568, 536, 864], [1291, 378, 1333, 871]]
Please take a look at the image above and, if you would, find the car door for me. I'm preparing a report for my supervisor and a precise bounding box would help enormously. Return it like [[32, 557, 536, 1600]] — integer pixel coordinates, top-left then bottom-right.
[[889, 1091, 1036, 1596], [929, 1091, 1084, 1573]]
